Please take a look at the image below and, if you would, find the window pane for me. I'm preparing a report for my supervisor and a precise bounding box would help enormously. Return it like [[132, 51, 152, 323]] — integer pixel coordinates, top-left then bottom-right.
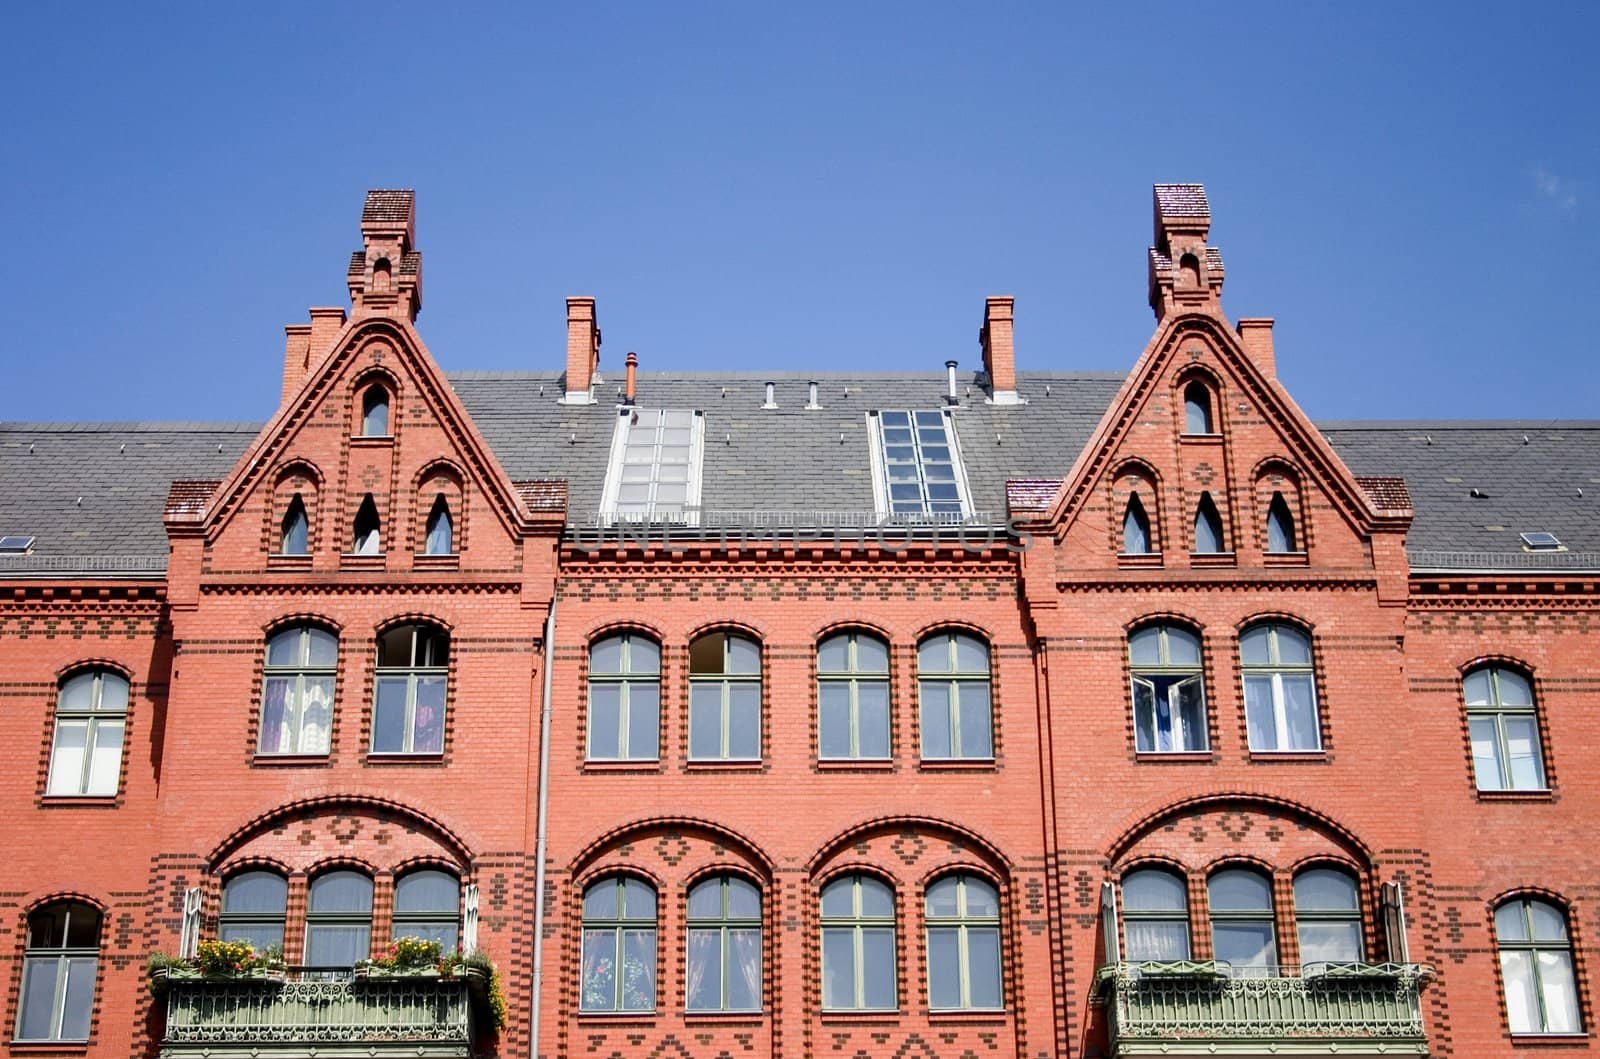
[[727, 928, 761, 1010], [81, 723, 117, 794], [219, 922, 284, 952], [59, 672, 97, 708], [628, 638, 660, 674], [1496, 669, 1534, 706], [395, 920, 458, 949], [926, 878, 959, 918], [957, 682, 993, 758], [861, 928, 897, 1008], [687, 881, 723, 920], [920, 681, 953, 758], [1281, 676, 1320, 749], [583, 882, 618, 920], [1294, 870, 1357, 911], [371, 677, 409, 753], [859, 879, 894, 918], [964, 879, 999, 917], [299, 676, 333, 754], [820, 880, 854, 918], [1132, 679, 1157, 753], [1175, 678, 1207, 751], [1275, 628, 1312, 664], [728, 684, 761, 759], [953, 635, 988, 672], [621, 930, 656, 1011], [1538, 951, 1581, 1033], [395, 872, 458, 913], [819, 682, 851, 758], [918, 636, 949, 673], [1299, 921, 1361, 964], [689, 634, 724, 675], [1127, 920, 1190, 961], [310, 872, 372, 912], [225, 872, 288, 914], [1209, 870, 1271, 911], [689, 683, 723, 759], [588, 684, 621, 758], [854, 636, 888, 672], [1212, 922, 1275, 970], [685, 928, 720, 1010], [1243, 675, 1276, 749], [47, 721, 88, 795], [820, 928, 855, 1008], [728, 879, 760, 919], [412, 676, 446, 753], [727, 636, 760, 674], [1469, 717, 1505, 789], [1504, 716, 1545, 789], [817, 635, 849, 672], [1495, 903, 1530, 942], [967, 927, 1002, 1008], [622, 879, 656, 919], [63, 908, 99, 949], [589, 637, 624, 675], [97, 675, 128, 711], [1528, 901, 1569, 942], [1125, 871, 1187, 912], [18, 959, 60, 1040], [266, 630, 301, 666], [1239, 626, 1272, 666], [1267, 504, 1294, 553], [927, 927, 960, 1008], [581, 930, 617, 1010], [306, 924, 370, 967], [1166, 629, 1202, 666], [1462, 669, 1493, 706], [1501, 950, 1538, 1033], [857, 682, 890, 758], [626, 682, 659, 759]]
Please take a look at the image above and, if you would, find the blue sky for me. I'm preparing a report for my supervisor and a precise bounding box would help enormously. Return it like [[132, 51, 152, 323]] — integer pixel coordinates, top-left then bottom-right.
[[1, 3, 1595, 423]]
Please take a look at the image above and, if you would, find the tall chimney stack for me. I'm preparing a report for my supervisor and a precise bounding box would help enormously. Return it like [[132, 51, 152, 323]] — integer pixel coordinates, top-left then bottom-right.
[[1236, 318, 1276, 378], [980, 296, 1021, 405], [563, 297, 601, 404]]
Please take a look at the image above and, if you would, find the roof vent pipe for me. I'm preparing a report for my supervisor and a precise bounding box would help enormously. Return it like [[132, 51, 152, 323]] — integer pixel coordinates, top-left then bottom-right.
[[763, 381, 777, 409], [945, 360, 960, 405], [624, 352, 637, 405], [806, 380, 821, 410]]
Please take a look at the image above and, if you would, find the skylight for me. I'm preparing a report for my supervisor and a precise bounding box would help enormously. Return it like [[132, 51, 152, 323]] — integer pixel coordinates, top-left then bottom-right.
[[868, 410, 972, 520], [1519, 531, 1562, 551], [0, 535, 35, 554], [600, 408, 704, 524]]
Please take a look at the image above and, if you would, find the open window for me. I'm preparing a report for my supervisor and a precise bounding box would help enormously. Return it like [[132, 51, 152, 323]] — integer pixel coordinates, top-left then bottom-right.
[[1129, 625, 1207, 753]]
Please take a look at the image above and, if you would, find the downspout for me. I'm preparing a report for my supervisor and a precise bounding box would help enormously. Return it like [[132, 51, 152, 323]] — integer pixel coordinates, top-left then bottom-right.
[[529, 598, 557, 1054]]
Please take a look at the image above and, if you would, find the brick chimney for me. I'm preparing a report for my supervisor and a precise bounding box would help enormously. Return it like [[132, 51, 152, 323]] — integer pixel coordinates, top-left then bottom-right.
[[980, 296, 1021, 405], [1236, 318, 1276, 378], [563, 297, 601, 404], [348, 190, 422, 322], [1148, 184, 1225, 320], [280, 324, 313, 402]]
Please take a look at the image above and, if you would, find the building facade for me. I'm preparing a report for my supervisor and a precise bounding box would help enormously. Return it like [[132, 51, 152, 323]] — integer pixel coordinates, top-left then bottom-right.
[[0, 186, 1595, 1059]]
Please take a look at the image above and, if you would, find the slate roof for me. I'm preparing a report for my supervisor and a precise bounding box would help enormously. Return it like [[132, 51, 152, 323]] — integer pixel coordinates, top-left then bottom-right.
[[4, 378, 1598, 577]]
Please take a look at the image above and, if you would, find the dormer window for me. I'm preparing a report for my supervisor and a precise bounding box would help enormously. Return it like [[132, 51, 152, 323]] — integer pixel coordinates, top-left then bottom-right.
[[352, 495, 382, 555], [361, 385, 390, 437], [279, 495, 309, 555], [600, 409, 704, 525], [868, 409, 973, 521], [1182, 382, 1213, 435], [424, 495, 454, 555]]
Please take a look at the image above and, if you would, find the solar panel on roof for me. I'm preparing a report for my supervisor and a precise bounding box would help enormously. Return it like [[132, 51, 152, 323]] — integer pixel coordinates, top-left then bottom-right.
[[1519, 532, 1562, 551], [0, 535, 36, 553]]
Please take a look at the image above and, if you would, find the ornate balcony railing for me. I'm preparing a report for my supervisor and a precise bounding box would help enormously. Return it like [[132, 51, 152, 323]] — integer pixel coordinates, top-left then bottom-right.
[[1096, 962, 1431, 1056], [159, 970, 477, 1058]]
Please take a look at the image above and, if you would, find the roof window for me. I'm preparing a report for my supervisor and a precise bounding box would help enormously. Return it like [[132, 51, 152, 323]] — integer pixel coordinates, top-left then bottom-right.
[[868, 409, 972, 521], [600, 408, 704, 525]]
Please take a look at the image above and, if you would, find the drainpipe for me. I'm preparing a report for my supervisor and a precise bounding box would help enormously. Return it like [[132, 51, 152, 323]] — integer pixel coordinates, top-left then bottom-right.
[[529, 599, 557, 1053]]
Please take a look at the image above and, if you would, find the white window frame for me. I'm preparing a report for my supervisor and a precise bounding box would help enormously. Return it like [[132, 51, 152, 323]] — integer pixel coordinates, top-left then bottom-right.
[[599, 408, 705, 526], [866, 409, 975, 522]]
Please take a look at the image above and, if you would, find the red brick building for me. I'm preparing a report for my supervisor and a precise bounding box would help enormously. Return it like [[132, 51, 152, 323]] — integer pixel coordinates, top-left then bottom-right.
[[1, 186, 1595, 1059]]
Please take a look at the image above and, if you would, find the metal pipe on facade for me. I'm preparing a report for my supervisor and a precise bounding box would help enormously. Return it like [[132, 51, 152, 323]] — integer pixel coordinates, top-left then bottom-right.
[[529, 599, 557, 1051]]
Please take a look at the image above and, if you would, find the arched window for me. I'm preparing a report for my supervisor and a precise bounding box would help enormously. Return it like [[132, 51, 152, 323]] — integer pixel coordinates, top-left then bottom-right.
[[424, 495, 454, 555], [46, 670, 128, 797], [219, 872, 288, 952], [820, 875, 896, 1011], [16, 902, 99, 1042], [1266, 492, 1298, 553], [1465, 666, 1547, 791], [1183, 382, 1213, 434], [1128, 625, 1207, 753], [1122, 868, 1191, 961], [1193, 492, 1225, 553], [1240, 624, 1320, 752], [1208, 868, 1278, 974], [372, 624, 448, 755], [393, 870, 460, 949], [259, 625, 336, 756], [926, 874, 1002, 1010], [1122, 494, 1152, 555], [1496, 897, 1582, 1034], [361, 385, 390, 437], [689, 631, 761, 761], [817, 630, 890, 760], [587, 633, 660, 761], [686, 875, 762, 1012], [304, 871, 372, 973], [351, 495, 382, 555], [1294, 868, 1362, 966], [280, 494, 309, 555], [580, 877, 657, 1013], [918, 630, 993, 760]]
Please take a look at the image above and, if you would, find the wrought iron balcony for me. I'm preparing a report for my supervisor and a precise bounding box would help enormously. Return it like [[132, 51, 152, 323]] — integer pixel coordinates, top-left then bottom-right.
[[158, 969, 479, 1058], [1096, 961, 1431, 1056]]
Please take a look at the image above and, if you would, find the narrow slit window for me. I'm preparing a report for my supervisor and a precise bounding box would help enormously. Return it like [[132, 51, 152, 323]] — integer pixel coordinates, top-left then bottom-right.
[[361, 385, 390, 436], [352, 495, 381, 555], [1183, 383, 1213, 434], [1266, 493, 1297, 553], [1122, 494, 1152, 555], [424, 495, 454, 555], [280, 494, 309, 555], [871, 409, 971, 520], [1193, 493, 1225, 553]]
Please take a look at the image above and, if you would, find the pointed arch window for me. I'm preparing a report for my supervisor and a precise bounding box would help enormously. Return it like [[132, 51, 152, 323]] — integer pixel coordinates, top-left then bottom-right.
[[424, 495, 454, 555], [820, 875, 896, 1011], [1122, 494, 1153, 555], [47, 669, 128, 797], [580, 877, 657, 1012], [1294, 868, 1363, 966], [1496, 897, 1582, 1035], [1129, 625, 1207, 753], [16, 902, 99, 1041], [1208, 868, 1278, 974], [259, 625, 336, 756], [360, 385, 390, 437], [351, 495, 381, 555], [1183, 382, 1214, 434], [1266, 493, 1298, 553], [926, 874, 1002, 1010], [1122, 868, 1191, 961], [1193, 493, 1225, 553], [280, 494, 310, 555], [686, 876, 762, 1012], [219, 871, 288, 953]]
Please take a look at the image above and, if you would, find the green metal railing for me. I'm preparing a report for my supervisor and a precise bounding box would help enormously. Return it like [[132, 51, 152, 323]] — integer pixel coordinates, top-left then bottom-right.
[[160, 971, 476, 1057], [1097, 962, 1430, 1056]]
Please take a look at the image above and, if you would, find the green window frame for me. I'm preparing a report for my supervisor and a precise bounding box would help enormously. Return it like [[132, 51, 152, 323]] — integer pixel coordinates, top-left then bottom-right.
[[1496, 897, 1583, 1035], [259, 625, 337, 756], [685, 876, 762, 1012], [817, 631, 891, 760], [587, 632, 661, 761], [1240, 623, 1320, 752], [15, 902, 99, 1042], [218, 871, 288, 954], [1121, 867, 1192, 962], [1129, 625, 1207, 753], [688, 632, 762, 762], [1293, 867, 1363, 966], [917, 630, 993, 760], [820, 875, 897, 1011], [1464, 666, 1547, 791], [303, 871, 373, 975], [371, 624, 448, 755], [580, 877, 657, 1013], [925, 874, 1003, 1010], [1207, 868, 1278, 975], [392, 870, 461, 950], [45, 670, 128, 797]]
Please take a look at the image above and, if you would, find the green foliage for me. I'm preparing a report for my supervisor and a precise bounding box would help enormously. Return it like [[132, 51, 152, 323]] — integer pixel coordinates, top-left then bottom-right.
[[464, 950, 508, 1029], [365, 936, 445, 971], [195, 938, 285, 976]]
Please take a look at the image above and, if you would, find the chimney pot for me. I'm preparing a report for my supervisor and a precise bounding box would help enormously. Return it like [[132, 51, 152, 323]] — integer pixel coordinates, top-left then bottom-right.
[[624, 351, 638, 404], [980, 296, 1021, 404], [1235, 318, 1276, 378], [945, 360, 960, 405]]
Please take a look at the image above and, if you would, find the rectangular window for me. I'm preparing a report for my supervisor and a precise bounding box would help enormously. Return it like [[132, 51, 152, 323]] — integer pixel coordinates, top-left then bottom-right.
[[868, 409, 972, 520], [600, 408, 704, 525]]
